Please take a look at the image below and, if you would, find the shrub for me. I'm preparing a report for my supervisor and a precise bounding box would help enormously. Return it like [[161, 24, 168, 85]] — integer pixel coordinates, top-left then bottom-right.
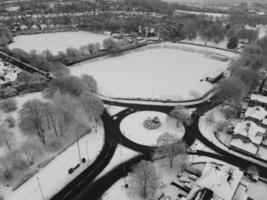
[[0, 98, 17, 113], [4, 116, 16, 128]]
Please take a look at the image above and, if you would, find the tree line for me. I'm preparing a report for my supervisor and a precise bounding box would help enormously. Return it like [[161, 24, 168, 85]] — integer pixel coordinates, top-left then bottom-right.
[[0, 74, 104, 185]]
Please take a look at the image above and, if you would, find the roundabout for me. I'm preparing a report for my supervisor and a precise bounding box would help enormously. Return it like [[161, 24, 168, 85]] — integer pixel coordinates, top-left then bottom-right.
[[119, 111, 185, 147]]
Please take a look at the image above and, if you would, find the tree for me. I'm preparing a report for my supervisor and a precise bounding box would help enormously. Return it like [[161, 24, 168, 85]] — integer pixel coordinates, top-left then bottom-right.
[[128, 160, 160, 199], [155, 132, 187, 168], [79, 91, 104, 125], [43, 102, 73, 137], [215, 77, 248, 108], [227, 36, 239, 49], [230, 64, 259, 89], [49, 75, 86, 96], [66, 47, 82, 64], [169, 106, 192, 126], [103, 37, 121, 53], [18, 100, 47, 144], [81, 74, 98, 93], [21, 137, 42, 165], [0, 124, 15, 151], [0, 98, 17, 113]]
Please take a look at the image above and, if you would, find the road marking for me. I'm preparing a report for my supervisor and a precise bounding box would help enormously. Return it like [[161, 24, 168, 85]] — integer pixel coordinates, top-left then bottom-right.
[[62, 190, 72, 199], [87, 170, 95, 177], [76, 179, 86, 187]]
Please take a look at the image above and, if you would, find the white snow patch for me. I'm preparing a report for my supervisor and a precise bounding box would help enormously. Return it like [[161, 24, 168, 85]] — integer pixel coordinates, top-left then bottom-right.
[[71, 43, 232, 101], [120, 111, 185, 146], [9, 31, 108, 54]]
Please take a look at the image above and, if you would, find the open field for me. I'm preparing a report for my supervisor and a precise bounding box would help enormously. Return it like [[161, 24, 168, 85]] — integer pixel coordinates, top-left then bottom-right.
[[9, 31, 108, 54], [71, 43, 233, 101]]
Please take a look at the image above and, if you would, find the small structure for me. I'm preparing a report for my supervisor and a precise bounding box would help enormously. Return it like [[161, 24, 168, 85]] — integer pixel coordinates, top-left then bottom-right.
[[143, 116, 161, 130], [206, 69, 225, 84]]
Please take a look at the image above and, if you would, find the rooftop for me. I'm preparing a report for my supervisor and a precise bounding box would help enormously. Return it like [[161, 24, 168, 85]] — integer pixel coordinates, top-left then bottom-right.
[[187, 163, 243, 200]]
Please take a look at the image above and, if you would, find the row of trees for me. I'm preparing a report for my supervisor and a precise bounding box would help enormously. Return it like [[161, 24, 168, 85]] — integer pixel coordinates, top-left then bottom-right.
[[215, 36, 267, 111], [0, 25, 13, 46]]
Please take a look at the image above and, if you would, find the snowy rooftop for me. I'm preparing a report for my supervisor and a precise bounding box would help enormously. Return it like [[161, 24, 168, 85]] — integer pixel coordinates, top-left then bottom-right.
[[230, 139, 258, 155], [188, 163, 243, 200], [244, 106, 267, 121], [250, 94, 267, 105], [233, 120, 265, 145]]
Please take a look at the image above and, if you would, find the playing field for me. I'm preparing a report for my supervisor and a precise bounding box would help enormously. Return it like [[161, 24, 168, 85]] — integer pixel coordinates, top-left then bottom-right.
[[71, 43, 234, 101], [9, 31, 107, 54]]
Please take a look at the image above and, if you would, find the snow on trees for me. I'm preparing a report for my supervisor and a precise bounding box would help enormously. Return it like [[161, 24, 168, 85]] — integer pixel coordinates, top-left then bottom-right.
[[79, 91, 104, 126], [103, 37, 121, 53], [21, 137, 42, 165], [155, 132, 187, 168], [18, 100, 47, 144], [215, 76, 247, 108], [0, 98, 17, 113], [128, 160, 160, 199], [0, 123, 15, 151], [169, 105, 192, 126], [81, 74, 98, 93]]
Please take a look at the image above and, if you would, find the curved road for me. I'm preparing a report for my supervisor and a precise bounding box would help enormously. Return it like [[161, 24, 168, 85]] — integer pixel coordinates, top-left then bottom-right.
[[52, 97, 267, 200]]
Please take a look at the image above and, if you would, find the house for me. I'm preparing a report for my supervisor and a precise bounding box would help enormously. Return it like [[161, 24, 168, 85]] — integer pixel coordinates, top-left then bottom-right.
[[187, 163, 244, 200], [230, 120, 265, 155], [206, 69, 225, 84], [243, 106, 267, 125], [249, 94, 267, 108]]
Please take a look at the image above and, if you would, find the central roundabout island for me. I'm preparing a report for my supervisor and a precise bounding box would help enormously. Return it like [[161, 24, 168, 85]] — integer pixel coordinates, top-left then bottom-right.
[[120, 111, 185, 146]]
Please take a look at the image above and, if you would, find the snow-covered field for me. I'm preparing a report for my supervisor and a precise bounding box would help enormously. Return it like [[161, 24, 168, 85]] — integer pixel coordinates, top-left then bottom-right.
[[120, 111, 185, 146], [6, 127, 104, 200], [174, 9, 229, 19], [9, 31, 108, 54], [71, 43, 232, 101]]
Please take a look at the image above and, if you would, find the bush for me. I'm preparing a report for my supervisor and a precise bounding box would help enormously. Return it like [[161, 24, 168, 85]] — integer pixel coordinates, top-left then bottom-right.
[[4, 116, 16, 128], [12, 170, 37, 191], [227, 37, 239, 49], [0, 98, 17, 113]]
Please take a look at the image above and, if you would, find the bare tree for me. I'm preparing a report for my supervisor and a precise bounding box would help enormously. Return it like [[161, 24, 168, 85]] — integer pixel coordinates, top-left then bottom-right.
[[169, 106, 192, 126], [0, 123, 15, 151], [155, 132, 187, 168], [21, 137, 42, 165], [18, 100, 47, 144], [128, 160, 160, 199], [80, 91, 104, 127], [81, 74, 98, 93]]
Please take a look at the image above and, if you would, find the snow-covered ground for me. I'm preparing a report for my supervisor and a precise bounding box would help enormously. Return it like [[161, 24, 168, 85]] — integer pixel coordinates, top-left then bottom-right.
[[102, 157, 189, 200], [245, 24, 267, 39], [71, 43, 233, 101], [95, 145, 139, 180], [105, 105, 128, 117], [120, 111, 185, 146], [9, 31, 108, 54], [6, 126, 104, 200], [174, 9, 229, 19]]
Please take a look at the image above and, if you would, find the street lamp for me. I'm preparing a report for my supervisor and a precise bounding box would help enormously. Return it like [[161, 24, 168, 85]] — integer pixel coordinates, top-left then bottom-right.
[[85, 141, 89, 162], [75, 126, 82, 164], [37, 177, 45, 200]]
